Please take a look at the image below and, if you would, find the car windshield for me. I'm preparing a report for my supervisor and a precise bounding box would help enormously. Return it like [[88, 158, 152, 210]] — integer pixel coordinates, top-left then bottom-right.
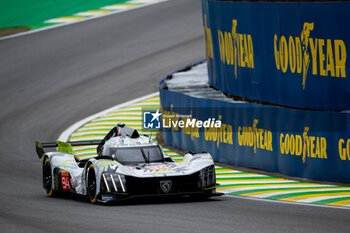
[[112, 146, 164, 165]]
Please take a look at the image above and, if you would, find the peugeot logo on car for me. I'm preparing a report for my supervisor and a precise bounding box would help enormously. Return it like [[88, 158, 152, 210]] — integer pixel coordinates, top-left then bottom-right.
[[160, 180, 172, 193]]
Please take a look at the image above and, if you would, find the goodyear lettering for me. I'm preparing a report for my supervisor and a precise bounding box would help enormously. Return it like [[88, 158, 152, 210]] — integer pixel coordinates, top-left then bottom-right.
[[218, 19, 254, 78], [280, 127, 327, 164], [204, 15, 213, 60], [161, 105, 180, 132], [274, 22, 347, 89], [338, 138, 350, 160], [163, 117, 221, 129], [237, 119, 273, 153], [204, 115, 233, 148], [182, 112, 192, 136], [190, 119, 200, 141], [162, 108, 222, 142]]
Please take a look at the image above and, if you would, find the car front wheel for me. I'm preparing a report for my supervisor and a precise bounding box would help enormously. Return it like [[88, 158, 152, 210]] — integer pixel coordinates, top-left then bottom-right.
[[86, 164, 97, 204]]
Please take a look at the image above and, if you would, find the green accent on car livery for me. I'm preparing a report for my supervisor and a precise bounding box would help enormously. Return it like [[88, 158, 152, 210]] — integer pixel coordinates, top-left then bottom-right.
[[57, 141, 74, 154]]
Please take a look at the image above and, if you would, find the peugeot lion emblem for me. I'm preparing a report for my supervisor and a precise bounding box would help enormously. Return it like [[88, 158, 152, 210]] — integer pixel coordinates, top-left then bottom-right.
[[160, 180, 172, 193]]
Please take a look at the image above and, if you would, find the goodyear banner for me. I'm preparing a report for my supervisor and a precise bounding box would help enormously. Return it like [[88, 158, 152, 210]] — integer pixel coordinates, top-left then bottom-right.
[[202, 0, 350, 111], [160, 88, 350, 184]]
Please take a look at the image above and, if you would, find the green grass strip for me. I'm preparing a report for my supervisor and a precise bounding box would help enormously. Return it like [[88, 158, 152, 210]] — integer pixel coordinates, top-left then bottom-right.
[[0, 0, 130, 29]]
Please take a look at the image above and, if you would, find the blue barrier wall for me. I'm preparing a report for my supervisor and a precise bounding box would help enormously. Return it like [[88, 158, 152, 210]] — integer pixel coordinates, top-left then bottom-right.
[[160, 88, 350, 184], [202, 0, 350, 111]]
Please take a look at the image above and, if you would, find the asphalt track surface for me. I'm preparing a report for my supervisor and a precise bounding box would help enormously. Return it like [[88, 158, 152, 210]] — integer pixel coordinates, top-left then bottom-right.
[[0, 0, 349, 232]]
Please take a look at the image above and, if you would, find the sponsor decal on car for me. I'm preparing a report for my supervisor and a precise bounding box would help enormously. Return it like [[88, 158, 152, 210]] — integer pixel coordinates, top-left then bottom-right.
[[69, 177, 75, 189], [101, 194, 115, 201], [145, 165, 173, 174], [61, 171, 71, 191], [126, 166, 135, 171]]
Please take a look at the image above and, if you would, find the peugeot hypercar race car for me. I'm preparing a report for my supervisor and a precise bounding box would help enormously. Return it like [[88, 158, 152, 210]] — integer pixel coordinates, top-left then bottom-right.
[[36, 123, 222, 203]]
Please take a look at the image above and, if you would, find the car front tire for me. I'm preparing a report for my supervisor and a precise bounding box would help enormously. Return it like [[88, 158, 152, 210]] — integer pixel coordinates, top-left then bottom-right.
[[86, 163, 97, 204]]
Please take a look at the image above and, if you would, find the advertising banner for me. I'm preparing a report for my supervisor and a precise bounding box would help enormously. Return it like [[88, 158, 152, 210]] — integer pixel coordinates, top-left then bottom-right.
[[160, 88, 350, 184], [202, 0, 350, 111]]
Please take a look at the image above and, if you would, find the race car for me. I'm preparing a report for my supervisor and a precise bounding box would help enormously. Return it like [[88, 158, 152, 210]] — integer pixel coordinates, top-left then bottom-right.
[[36, 123, 222, 203]]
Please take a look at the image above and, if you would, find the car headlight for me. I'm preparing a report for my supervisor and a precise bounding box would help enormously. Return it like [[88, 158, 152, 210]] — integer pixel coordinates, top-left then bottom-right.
[[101, 172, 127, 193], [198, 165, 216, 188]]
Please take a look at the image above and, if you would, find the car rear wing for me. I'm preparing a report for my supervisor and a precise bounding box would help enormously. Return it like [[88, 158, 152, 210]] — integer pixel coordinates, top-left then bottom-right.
[[35, 140, 101, 159], [35, 123, 139, 159]]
